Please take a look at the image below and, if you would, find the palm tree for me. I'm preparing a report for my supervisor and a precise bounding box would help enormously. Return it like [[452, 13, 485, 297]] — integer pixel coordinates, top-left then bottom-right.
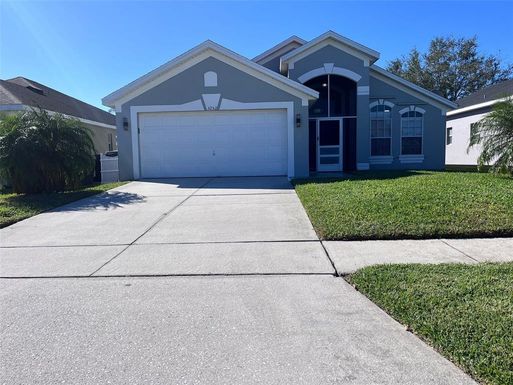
[[0, 108, 95, 193], [468, 98, 513, 176]]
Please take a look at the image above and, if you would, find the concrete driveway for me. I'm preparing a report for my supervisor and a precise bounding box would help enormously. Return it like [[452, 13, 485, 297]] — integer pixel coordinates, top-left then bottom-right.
[[0, 177, 475, 384]]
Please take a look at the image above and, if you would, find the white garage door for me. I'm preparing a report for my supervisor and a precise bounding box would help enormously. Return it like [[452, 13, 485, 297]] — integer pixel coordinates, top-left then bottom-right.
[[138, 109, 288, 178]]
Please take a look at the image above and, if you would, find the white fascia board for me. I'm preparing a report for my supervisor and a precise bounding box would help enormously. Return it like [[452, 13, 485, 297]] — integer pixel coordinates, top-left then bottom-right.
[[280, 30, 380, 72], [0, 104, 116, 129], [103, 40, 318, 109], [0, 104, 26, 111], [252, 35, 306, 64], [447, 97, 510, 116], [370, 65, 457, 110]]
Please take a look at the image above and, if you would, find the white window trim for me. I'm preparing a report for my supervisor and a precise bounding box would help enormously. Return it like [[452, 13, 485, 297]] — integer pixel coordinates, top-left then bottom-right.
[[297, 65, 362, 84], [446, 126, 453, 146], [369, 156, 393, 164], [400, 105, 424, 162], [369, 100, 394, 158], [369, 99, 395, 109], [130, 100, 295, 180]]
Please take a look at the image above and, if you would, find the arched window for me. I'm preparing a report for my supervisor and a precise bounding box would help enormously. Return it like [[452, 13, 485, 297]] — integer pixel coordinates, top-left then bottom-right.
[[304, 75, 356, 117], [370, 101, 393, 156], [400, 107, 424, 155]]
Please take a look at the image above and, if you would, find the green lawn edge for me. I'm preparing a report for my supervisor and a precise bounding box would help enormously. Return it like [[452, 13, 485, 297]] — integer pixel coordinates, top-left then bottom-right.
[[0, 182, 127, 228], [294, 171, 513, 241], [347, 263, 513, 385]]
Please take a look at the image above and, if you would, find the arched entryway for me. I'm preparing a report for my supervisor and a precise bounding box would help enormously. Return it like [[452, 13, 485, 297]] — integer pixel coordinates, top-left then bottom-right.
[[305, 74, 357, 172]]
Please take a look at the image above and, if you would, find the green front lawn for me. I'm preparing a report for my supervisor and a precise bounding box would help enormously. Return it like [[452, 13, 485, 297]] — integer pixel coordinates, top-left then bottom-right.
[[0, 182, 126, 228], [294, 171, 513, 240], [348, 263, 513, 385]]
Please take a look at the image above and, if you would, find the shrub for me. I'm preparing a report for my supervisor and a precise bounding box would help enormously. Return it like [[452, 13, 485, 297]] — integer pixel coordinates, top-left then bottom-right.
[[0, 109, 95, 193], [469, 98, 513, 176]]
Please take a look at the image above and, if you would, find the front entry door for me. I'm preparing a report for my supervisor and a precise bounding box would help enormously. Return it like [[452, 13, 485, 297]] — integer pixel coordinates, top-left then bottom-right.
[[317, 119, 343, 172]]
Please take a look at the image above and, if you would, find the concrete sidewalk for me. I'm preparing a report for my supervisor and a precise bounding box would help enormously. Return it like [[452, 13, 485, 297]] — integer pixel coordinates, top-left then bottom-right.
[[324, 237, 513, 275]]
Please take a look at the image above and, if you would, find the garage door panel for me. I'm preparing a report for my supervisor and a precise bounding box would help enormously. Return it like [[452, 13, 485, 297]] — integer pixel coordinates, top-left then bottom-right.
[[138, 110, 287, 178]]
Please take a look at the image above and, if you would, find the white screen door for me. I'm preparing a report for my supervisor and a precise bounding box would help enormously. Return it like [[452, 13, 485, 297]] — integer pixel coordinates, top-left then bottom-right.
[[317, 119, 343, 172]]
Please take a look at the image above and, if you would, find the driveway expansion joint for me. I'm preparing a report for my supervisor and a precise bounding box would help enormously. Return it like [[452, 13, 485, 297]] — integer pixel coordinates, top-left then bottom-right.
[[440, 239, 481, 263], [319, 241, 339, 276], [89, 178, 214, 276]]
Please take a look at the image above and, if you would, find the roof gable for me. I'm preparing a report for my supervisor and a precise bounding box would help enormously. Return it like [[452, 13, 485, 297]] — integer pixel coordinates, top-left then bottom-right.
[[103, 40, 318, 110], [252, 36, 306, 65], [456, 79, 513, 108], [0, 77, 115, 126], [280, 31, 380, 72], [370, 66, 457, 110]]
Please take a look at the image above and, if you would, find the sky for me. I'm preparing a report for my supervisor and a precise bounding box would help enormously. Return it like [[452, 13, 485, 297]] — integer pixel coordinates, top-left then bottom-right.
[[1, 0, 512, 110]]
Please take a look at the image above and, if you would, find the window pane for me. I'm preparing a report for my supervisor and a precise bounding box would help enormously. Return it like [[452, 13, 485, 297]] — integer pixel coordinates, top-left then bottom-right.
[[371, 138, 391, 156], [447, 127, 452, 145], [402, 137, 422, 154], [371, 123, 379, 137], [330, 75, 357, 116], [305, 75, 329, 117]]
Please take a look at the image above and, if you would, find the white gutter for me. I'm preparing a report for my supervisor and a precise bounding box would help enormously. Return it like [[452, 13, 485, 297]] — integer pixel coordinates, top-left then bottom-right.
[[0, 104, 116, 129], [447, 97, 510, 116]]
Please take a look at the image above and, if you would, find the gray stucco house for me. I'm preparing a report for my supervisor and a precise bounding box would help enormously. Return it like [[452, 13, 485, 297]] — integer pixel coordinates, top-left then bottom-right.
[[103, 31, 456, 180]]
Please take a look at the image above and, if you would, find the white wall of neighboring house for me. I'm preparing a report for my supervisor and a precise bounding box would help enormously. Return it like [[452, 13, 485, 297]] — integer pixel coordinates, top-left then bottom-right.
[[445, 112, 485, 165]]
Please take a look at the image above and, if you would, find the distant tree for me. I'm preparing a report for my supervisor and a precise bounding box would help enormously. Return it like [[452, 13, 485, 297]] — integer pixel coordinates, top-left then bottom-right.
[[387, 36, 513, 101], [468, 99, 513, 176], [0, 109, 95, 193]]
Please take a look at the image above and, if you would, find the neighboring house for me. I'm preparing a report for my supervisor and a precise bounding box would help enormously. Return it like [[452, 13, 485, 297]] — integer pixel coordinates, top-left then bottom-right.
[[102, 31, 456, 180], [0, 77, 116, 154], [446, 79, 513, 166]]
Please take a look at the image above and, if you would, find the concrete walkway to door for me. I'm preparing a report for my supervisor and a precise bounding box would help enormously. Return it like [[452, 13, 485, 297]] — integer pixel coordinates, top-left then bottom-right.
[[0, 177, 476, 384]]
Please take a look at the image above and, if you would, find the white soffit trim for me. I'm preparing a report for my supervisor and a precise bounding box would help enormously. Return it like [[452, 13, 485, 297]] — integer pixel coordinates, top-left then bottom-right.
[[0, 104, 26, 111], [252, 35, 306, 64], [370, 65, 457, 110], [280, 30, 380, 72], [103, 40, 318, 109], [446, 96, 510, 116]]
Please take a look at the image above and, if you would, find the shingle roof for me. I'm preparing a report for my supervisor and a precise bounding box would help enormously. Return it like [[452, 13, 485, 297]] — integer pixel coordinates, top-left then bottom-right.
[[0, 77, 115, 126], [456, 79, 513, 108]]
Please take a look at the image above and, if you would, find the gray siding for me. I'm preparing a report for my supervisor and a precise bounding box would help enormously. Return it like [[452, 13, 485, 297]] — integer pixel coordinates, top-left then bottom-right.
[[369, 76, 446, 170], [260, 56, 281, 73], [117, 56, 308, 180]]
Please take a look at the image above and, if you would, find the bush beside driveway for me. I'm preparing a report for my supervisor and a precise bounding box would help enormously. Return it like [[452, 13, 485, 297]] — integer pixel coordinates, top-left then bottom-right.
[[348, 262, 513, 385], [0, 182, 126, 228], [294, 171, 513, 240]]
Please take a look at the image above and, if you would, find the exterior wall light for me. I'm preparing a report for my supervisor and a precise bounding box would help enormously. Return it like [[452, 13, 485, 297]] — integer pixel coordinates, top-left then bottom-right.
[[296, 113, 301, 128], [123, 118, 129, 131]]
